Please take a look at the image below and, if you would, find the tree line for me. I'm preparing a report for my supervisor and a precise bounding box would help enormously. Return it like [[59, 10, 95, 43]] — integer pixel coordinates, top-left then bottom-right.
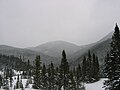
[[104, 24, 120, 90], [0, 54, 32, 89], [1, 24, 120, 90], [32, 50, 100, 90]]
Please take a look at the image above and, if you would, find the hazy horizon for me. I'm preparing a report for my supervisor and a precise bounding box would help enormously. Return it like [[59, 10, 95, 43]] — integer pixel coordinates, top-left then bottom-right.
[[0, 31, 112, 48], [0, 0, 120, 48]]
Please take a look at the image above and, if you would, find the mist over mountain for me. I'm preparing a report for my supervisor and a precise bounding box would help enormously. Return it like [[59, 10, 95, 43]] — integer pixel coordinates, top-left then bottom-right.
[[97, 31, 113, 43], [27, 41, 82, 57], [0, 45, 58, 65], [0, 0, 120, 89], [69, 32, 112, 66], [0, 31, 113, 67], [70, 39, 111, 66]]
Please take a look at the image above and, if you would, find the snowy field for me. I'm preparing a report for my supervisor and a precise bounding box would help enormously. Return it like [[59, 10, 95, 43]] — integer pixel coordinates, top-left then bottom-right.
[[1, 78, 107, 90], [61, 79, 106, 90], [85, 79, 106, 90], [0, 70, 107, 90]]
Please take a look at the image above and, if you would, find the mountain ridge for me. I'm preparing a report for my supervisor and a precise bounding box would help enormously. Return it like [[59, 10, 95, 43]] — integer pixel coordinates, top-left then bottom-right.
[[69, 31, 113, 67], [0, 45, 58, 65], [27, 40, 82, 57], [0, 31, 113, 66]]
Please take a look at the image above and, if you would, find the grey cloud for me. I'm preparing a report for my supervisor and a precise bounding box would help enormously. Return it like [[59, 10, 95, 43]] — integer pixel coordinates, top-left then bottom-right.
[[0, 0, 120, 48]]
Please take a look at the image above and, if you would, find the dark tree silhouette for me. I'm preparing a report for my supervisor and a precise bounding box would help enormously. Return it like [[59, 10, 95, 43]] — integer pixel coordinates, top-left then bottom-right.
[[104, 24, 120, 90]]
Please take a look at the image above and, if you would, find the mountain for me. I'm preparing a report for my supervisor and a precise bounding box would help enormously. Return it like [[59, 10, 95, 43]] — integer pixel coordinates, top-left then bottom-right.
[[0, 31, 113, 66], [68, 32, 113, 62], [0, 54, 32, 70], [69, 32, 113, 66], [97, 31, 113, 43], [70, 39, 111, 66], [27, 40, 81, 57], [0, 45, 58, 65]]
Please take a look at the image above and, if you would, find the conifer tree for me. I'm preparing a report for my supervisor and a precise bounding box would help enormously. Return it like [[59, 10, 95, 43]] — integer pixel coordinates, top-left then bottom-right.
[[56, 66, 62, 90], [41, 64, 48, 89], [82, 56, 87, 81], [92, 54, 100, 81], [95, 56, 100, 80], [86, 50, 92, 82], [104, 53, 110, 78], [50, 62, 56, 90], [9, 69, 13, 87], [104, 24, 120, 90], [77, 64, 82, 81], [68, 72, 76, 90], [76, 64, 83, 89], [59, 50, 69, 90], [47, 62, 56, 90], [48, 66, 52, 90], [33, 55, 42, 89], [27, 59, 30, 77]]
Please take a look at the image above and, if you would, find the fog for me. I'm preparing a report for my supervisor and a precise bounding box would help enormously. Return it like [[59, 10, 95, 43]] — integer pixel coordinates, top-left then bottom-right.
[[0, 0, 120, 48]]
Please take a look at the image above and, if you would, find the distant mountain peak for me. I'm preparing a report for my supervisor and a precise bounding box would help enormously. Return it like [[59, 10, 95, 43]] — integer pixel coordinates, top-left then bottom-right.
[[98, 31, 113, 43], [28, 40, 81, 57]]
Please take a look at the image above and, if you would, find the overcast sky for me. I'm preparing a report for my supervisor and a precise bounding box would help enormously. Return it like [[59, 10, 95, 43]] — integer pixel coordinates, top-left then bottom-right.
[[0, 0, 120, 48]]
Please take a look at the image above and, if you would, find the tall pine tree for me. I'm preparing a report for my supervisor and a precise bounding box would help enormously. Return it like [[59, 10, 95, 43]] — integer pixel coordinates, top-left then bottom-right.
[[76, 64, 83, 89], [41, 64, 48, 89], [82, 56, 87, 81], [92, 54, 100, 81], [59, 50, 69, 90], [104, 24, 120, 90], [33, 55, 42, 89], [50, 62, 56, 90], [76, 64, 82, 81], [86, 50, 92, 82]]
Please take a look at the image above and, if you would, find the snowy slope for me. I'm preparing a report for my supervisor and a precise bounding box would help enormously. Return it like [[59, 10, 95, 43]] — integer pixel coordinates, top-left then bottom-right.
[[85, 79, 106, 90], [0, 70, 107, 90]]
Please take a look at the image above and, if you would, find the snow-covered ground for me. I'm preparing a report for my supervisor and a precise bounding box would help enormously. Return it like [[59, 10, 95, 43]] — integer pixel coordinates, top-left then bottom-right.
[[85, 79, 107, 90], [4, 78, 107, 90], [6, 78, 107, 90], [0, 70, 107, 90], [61, 79, 106, 90]]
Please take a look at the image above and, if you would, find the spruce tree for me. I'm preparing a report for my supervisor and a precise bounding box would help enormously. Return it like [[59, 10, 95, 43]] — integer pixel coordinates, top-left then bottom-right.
[[104, 24, 120, 90], [68, 72, 76, 90], [82, 56, 87, 81], [33, 55, 42, 89], [59, 50, 69, 90], [104, 53, 110, 78], [76, 64, 82, 81], [41, 64, 48, 89], [86, 50, 92, 82], [9, 69, 13, 87], [47, 62, 56, 90], [51, 62, 56, 90], [27, 59, 30, 77], [92, 54, 100, 81], [95, 56, 100, 80], [56, 66, 62, 90], [48, 66, 52, 90], [91, 53, 95, 79], [76, 64, 83, 89]]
